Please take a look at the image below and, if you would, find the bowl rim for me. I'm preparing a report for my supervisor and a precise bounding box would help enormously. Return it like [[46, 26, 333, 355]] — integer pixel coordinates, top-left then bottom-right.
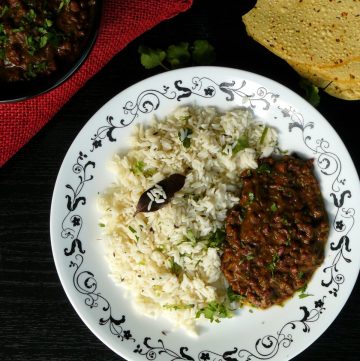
[[0, 0, 103, 104]]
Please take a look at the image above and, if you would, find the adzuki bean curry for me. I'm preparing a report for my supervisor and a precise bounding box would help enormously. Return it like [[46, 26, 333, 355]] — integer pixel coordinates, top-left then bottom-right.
[[0, 0, 96, 82], [221, 155, 329, 308]]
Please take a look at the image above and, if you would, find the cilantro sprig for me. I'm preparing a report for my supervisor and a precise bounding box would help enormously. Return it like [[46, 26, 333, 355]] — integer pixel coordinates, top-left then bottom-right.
[[138, 40, 216, 70], [196, 301, 232, 323], [207, 228, 226, 248], [298, 283, 314, 299], [299, 78, 320, 107]]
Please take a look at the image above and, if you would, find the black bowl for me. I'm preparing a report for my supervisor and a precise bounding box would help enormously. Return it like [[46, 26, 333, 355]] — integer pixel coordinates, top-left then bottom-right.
[[0, 0, 103, 103]]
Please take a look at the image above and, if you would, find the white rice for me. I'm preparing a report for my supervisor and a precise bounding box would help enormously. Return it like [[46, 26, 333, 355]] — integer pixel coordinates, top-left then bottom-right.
[[97, 106, 278, 334]]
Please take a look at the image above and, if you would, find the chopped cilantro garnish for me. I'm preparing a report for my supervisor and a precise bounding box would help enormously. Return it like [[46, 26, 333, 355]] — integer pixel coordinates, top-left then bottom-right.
[[268, 253, 279, 276], [299, 293, 314, 299], [26, 35, 37, 55], [257, 163, 271, 174], [131, 160, 145, 175], [196, 301, 232, 323], [163, 303, 194, 310], [207, 228, 226, 248], [39, 35, 48, 48], [45, 19, 53, 28], [0, 5, 9, 18], [169, 257, 182, 276], [232, 134, 249, 155], [298, 283, 314, 298], [12, 26, 24, 33], [128, 226, 139, 242], [227, 287, 246, 304], [59, 0, 71, 11], [270, 203, 278, 212], [185, 230, 197, 243], [248, 192, 255, 203], [285, 236, 291, 246], [299, 78, 320, 107], [99, 223, 105, 228], [26, 8, 37, 22], [259, 126, 269, 145], [178, 128, 193, 148]]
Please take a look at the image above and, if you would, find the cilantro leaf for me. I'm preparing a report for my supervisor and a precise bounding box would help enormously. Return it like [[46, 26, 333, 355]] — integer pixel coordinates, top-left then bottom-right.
[[196, 301, 232, 323], [248, 192, 255, 203], [299, 78, 320, 107], [207, 228, 226, 248], [39, 35, 48, 48], [138, 40, 216, 70], [166, 42, 191, 68], [259, 126, 269, 145], [185, 230, 197, 243], [297, 283, 313, 298], [138, 45, 167, 70], [270, 203, 277, 212], [178, 128, 193, 148], [232, 134, 249, 154], [169, 257, 182, 276], [130, 160, 145, 175], [191, 40, 216, 65], [163, 303, 194, 310], [227, 287, 246, 304], [257, 163, 272, 174], [268, 253, 279, 276], [299, 293, 314, 299]]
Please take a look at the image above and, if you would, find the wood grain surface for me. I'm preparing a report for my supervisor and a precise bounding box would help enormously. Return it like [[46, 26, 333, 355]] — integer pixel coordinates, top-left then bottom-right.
[[1, 1, 359, 360]]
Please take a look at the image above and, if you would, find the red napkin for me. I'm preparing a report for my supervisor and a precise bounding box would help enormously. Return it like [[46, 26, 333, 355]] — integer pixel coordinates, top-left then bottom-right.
[[0, 0, 192, 167]]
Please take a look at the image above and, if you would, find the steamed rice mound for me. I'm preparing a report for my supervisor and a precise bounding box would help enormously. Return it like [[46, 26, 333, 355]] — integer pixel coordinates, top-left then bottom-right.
[[98, 106, 278, 334]]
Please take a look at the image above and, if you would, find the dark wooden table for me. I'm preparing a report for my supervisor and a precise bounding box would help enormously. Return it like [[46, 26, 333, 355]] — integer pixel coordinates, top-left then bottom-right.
[[1, 1, 359, 360]]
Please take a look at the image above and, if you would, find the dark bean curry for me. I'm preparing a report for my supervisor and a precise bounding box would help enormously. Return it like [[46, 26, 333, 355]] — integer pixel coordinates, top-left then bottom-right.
[[221, 155, 329, 308], [0, 0, 96, 82]]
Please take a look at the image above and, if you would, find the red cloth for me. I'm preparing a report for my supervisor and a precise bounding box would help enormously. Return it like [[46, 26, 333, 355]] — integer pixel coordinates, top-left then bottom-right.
[[0, 0, 192, 167]]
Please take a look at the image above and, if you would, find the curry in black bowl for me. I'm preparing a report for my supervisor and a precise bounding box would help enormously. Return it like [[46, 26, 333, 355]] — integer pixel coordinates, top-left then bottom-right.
[[0, 0, 101, 102]]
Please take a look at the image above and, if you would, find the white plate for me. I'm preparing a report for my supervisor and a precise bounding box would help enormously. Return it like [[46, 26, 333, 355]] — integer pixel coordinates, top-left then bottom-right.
[[50, 67, 360, 361]]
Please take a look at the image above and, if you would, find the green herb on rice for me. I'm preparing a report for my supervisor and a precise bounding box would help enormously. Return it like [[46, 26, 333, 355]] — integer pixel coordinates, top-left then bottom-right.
[[232, 133, 249, 155], [128, 226, 139, 242], [178, 128, 193, 148], [259, 126, 269, 145], [169, 257, 182, 276], [185, 230, 197, 243], [196, 301, 233, 323], [163, 303, 195, 310], [207, 228, 226, 248], [130, 160, 145, 175], [130, 160, 156, 177]]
